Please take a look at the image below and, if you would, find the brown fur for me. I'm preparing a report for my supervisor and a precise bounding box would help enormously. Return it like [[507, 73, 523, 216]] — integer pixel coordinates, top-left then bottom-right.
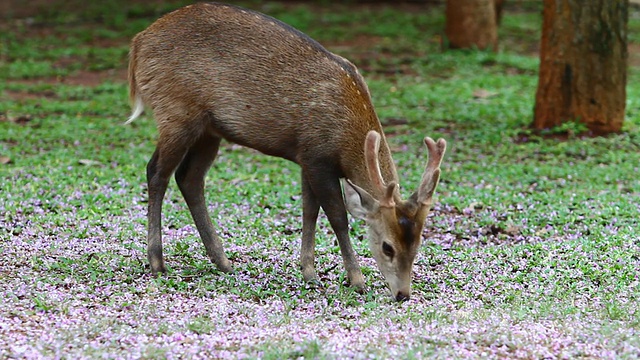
[[128, 2, 446, 300]]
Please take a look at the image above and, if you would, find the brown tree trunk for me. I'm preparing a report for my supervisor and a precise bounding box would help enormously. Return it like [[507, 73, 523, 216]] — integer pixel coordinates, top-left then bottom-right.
[[445, 0, 498, 51], [533, 0, 628, 134], [494, 0, 505, 25]]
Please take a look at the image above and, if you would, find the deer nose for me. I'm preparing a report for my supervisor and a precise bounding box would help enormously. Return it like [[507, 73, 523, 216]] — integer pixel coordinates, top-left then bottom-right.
[[395, 291, 410, 302]]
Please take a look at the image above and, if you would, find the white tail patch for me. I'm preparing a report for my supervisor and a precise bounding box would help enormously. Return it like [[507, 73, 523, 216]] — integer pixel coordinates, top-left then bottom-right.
[[125, 95, 144, 124]]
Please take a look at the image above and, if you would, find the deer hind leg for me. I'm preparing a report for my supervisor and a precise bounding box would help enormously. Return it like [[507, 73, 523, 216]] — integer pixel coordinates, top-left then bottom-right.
[[300, 173, 320, 284], [175, 134, 232, 273], [304, 167, 366, 293], [146, 133, 191, 275]]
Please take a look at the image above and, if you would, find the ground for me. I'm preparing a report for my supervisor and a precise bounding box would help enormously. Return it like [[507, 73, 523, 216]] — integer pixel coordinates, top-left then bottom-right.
[[1, 2, 639, 359]]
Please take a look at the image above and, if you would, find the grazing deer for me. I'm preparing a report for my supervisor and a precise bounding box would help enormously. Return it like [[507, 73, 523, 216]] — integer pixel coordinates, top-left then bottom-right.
[[127, 2, 446, 301]]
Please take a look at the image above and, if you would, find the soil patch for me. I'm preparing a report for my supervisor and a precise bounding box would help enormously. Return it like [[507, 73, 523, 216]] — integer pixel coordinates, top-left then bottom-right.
[[6, 69, 128, 101]]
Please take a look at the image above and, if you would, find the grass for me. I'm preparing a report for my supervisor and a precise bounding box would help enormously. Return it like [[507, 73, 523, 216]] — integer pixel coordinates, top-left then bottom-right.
[[1, 1, 640, 358]]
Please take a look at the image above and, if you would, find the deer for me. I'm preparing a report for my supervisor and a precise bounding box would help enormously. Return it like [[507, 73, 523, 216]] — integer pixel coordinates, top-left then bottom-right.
[[126, 2, 446, 301]]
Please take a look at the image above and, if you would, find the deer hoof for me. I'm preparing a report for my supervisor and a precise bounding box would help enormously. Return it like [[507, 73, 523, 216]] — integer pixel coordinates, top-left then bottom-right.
[[149, 259, 167, 275], [305, 278, 323, 289], [217, 262, 233, 273]]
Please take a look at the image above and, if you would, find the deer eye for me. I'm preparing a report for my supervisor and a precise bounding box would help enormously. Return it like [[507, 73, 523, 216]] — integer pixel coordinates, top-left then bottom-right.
[[382, 242, 395, 259]]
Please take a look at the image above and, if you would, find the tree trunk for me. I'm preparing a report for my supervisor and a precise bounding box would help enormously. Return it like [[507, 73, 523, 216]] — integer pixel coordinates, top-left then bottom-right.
[[494, 0, 505, 25], [533, 0, 628, 134], [445, 0, 498, 51]]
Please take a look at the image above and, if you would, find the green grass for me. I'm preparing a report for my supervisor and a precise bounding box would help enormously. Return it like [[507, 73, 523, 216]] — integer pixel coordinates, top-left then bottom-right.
[[1, 1, 639, 358]]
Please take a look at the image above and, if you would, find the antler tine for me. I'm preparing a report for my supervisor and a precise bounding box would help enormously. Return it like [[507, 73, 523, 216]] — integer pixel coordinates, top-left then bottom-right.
[[424, 137, 446, 171], [383, 182, 398, 207], [364, 131, 396, 207], [416, 137, 447, 205], [364, 131, 387, 193]]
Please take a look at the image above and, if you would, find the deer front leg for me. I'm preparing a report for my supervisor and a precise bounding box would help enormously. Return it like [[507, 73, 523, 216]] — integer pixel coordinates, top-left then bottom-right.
[[304, 168, 366, 293]]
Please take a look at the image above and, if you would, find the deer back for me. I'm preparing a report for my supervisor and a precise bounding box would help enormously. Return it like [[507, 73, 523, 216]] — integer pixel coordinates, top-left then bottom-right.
[[129, 2, 395, 179]]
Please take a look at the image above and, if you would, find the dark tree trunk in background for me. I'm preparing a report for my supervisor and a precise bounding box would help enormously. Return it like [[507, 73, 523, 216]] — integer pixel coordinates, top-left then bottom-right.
[[445, 0, 498, 51], [533, 0, 628, 134], [494, 0, 505, 25]]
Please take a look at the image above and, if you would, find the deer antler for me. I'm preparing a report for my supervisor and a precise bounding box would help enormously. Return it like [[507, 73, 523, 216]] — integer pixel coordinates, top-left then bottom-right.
[[364, 131, 396, 207], [416, 137, 446, 205]]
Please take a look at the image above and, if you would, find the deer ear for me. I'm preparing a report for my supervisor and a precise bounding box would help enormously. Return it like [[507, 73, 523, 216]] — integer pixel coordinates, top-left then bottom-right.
[[342, 179, 379, 220]]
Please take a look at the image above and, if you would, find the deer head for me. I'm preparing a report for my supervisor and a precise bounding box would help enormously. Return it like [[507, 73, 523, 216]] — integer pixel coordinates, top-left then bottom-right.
[[343, 131, 446, 301]]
